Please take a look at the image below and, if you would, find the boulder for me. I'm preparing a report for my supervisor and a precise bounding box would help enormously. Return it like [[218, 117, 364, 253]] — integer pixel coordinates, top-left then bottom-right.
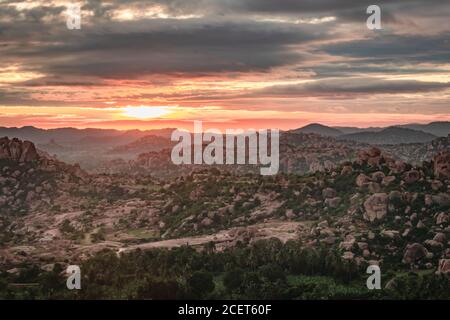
[[285, 209, 296, 219], [436, 259, 450, 277], [339, 240, 355, 251], [389, 160, 407, 174], [324, 197, 341, 208], [0, 137, 39, 162], [356, 174, 371, 187], [340, 165, 353, 175], [432, 151, 450, 179], [436, 212, 449, 225], [322, 187, 337, 199], [200, 217, 213, 227], [371, 171, 385, 182], [357, 147, 382, 166], [403, 170, 420, 184], [431, 180, 443, 191], [382, 176, 396, 186], [368, 182, 381, 193], [20, 141, 39, 162], [342, 251, 354, 260], [363, 193, 388, 223], [381, 229, 399, 239], [416, 220, 426, 229], [318, 220, 328, 228], [403, 243, 428, 264], [424, 240, 442, 248], [431, 193, 450, 206], [433, 232, 446, 243]]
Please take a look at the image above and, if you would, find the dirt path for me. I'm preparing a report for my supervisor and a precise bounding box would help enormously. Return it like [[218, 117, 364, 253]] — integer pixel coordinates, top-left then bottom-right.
[[118, 220, 303, 254]]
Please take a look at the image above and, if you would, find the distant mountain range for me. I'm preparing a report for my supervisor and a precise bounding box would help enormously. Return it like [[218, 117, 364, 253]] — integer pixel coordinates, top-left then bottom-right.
[[1, 121, 449, 147], [337, 127, 437, 145], [291, 123, 343, 137], [399, 122, 450, 137], [108, 134, 172, 156], [293, 121, 450, 145], [0, 126, 175, 145]]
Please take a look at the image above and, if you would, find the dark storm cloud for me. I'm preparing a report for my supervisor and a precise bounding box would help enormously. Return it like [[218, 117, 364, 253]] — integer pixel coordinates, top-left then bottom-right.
[[299, 63, 449, 78], [228, 0, 411, 13], [255, 78, 450, 97], [82, 0, 444, 19], [0, 4, 65, 22], [0, 87, 101, 106], [2, 18, 328, 77], [0, 89, 67, 106], [0, 90, 30, 105], [119, 0, 447, 25], [19, 77, 107, 87], [320, 33, 450, 62]]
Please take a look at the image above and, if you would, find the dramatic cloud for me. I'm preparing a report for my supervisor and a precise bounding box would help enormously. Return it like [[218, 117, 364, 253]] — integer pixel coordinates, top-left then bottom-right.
[[13, 20, 325, 77], [0, 0, 449, 129], [320, 32, 450, 62], [256, 78, 450, 97]]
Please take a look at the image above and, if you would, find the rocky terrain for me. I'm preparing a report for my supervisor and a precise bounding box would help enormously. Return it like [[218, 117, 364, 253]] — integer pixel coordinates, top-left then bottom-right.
[[94, 131, 363, 178], [108, 135, 173, 157], [95, 132, 450, 178], [294, 121, 450, 143], [380, 134, 450, 165], [0, 136, 449, 285]]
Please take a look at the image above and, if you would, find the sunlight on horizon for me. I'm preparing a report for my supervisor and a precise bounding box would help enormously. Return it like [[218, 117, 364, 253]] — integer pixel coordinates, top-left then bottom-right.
[[121, 106, 174, 119]]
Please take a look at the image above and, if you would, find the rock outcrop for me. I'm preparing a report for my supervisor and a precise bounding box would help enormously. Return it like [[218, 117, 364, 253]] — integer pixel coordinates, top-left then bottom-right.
[[363, 193, 388, 223], [0, 137, 39, 162], [403, 243, 428, 264], [436, 259, 450, 278], [432, 150, 450, 179], [357, 147, 382, 167]]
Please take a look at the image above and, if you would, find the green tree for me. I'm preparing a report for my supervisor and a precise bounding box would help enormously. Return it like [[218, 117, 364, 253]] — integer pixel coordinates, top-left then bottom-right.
[[223, 268, 244, 293], [187, 271, 215, 298]]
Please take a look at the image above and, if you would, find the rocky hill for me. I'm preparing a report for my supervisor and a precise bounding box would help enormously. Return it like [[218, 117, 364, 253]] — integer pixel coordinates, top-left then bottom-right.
[[0, 136, 448, 275], [291, 123, 343, 137], [400, 121, 450, 137], [338, 127, 437, 145], [97, 132, 448, 179], [0, 126, 174, 145], [95, 131, 363, 177], [0, 137, 88, 215], [0, 137, 40, 162], [108, 135, 172, 156], [0, 136, 448, 298], [379, 135, 450, 165]]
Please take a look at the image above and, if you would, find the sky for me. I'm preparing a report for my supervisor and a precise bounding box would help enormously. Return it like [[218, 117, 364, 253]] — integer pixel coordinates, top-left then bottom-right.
[[0, 0, 449, 131]]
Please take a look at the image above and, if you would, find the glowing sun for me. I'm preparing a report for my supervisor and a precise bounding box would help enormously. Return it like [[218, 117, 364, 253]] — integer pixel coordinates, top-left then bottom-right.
[[122, 106, 172, 119]]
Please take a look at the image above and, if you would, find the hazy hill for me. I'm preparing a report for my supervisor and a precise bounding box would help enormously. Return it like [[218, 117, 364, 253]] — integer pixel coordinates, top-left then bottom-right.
[[292, 123, 343, 137], [0, 126, 175, 145], [400, 121, 450, 137], [37, 139, 67, 153], [338, 127, 437, 145], [109, 134, 172, 155], [333, 126, 384, 134], [334, 122, 450, 137]]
